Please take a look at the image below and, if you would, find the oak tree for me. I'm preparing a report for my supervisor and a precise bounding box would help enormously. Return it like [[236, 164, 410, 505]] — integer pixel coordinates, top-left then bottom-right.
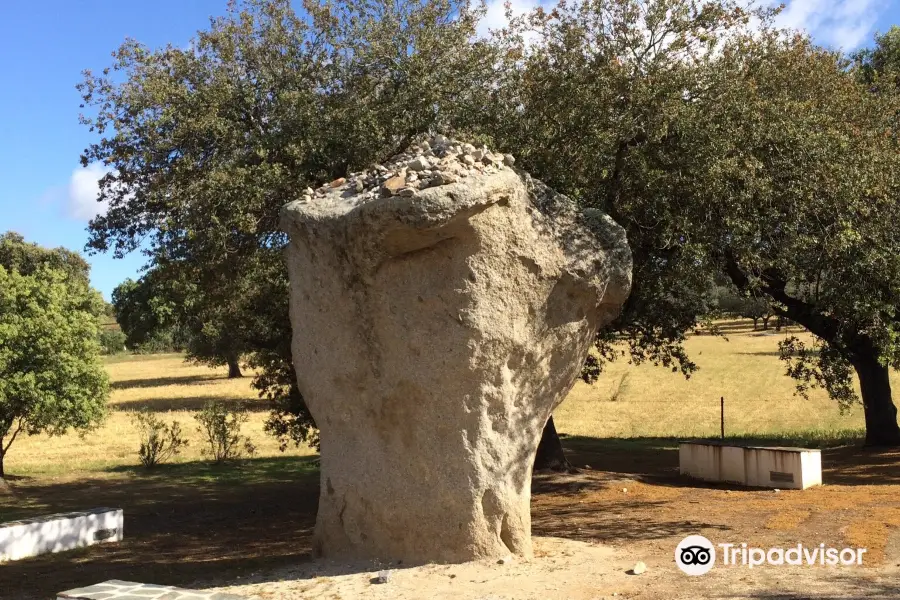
[[0, 234, 109, 478]]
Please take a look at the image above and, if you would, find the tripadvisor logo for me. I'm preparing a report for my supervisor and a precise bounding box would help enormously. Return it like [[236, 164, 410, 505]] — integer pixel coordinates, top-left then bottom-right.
[[675, 535, 867, 575], [676, 535, 716, 575]]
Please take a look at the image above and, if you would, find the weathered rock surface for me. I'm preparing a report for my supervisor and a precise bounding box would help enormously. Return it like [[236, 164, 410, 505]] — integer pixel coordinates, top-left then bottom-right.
[[282, 136, 632, 564]]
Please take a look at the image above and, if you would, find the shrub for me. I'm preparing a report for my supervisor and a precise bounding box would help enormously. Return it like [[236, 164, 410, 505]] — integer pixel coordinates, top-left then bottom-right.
[[132, 410, 188, 468], [98, 329, 127, 355], [195, 401, 255, 463], [133, 328, 182, 354]]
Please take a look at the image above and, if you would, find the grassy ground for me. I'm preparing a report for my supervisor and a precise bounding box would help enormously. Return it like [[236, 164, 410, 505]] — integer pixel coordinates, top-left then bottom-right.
[[2, 319, 898, 599], [7, 353, 315, 477], [556, 319, 866, 443], [6, 319, 866, 478]]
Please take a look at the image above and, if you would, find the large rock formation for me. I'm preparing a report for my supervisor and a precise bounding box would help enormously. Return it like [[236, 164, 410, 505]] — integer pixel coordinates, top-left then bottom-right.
[[281, 136, 631, 564]]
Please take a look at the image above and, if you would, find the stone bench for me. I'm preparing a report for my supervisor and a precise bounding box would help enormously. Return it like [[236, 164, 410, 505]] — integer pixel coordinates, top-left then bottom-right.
[[679, 440, 822, 489], [0, 507, 123, 562], [58, 580, 247, 600]]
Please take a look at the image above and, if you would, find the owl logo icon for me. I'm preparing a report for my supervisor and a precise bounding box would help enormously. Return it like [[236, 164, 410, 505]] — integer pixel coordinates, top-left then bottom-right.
[[676, 535, 716, 575]]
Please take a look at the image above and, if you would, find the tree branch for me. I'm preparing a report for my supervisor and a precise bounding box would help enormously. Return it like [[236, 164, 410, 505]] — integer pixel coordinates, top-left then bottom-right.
[[2, 418, 24, 456], [722, 248, 842, 343]]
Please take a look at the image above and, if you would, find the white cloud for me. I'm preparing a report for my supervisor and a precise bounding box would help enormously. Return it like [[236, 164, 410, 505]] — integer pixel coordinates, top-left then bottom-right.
[[772, 0, 884, 50], [67, 163, 112, 221], [474, 0, 883, 50], [477, 0, 540, 39]]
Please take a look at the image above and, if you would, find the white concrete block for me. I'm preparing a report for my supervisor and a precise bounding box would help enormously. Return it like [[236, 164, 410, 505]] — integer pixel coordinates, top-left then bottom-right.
[[0, 507, 123, 562], [679, 442, 822, 490]]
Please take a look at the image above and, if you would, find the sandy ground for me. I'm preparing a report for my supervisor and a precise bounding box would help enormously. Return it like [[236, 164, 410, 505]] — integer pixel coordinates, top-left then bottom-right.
[[206, 536, 900, 600], [6, 435, 900, 599]]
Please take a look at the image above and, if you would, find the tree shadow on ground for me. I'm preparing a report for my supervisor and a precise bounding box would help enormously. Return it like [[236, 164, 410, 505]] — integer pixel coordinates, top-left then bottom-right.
[[736, 348, 820, 357], [105, 455, 319, 485], [553, 435, 900, 487], [530, 434, 900, 575], [820, 446, 900, 486], [0, 456, 320, 600], [4, 435, 900, 599], [531, 493, 733, 544], [693, 318, 806, 337], [732, 575, 900, 600], [111, 374, 225, 391], [110, 395, 268, 412]]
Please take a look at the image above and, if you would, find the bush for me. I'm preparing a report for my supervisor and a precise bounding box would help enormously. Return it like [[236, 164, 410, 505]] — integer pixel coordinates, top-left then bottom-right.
[[131, 410, 188, 468], [98, 329, 127, 355], [133, 328, 182, 354], [195, 401, 256, 463]]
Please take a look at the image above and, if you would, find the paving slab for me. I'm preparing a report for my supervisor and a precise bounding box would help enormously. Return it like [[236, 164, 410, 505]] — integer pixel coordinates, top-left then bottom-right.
[[57, 580, 247, 600]]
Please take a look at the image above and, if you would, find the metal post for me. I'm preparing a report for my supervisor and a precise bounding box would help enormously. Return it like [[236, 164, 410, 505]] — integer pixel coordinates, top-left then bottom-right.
[[720, 396, 725, 440]]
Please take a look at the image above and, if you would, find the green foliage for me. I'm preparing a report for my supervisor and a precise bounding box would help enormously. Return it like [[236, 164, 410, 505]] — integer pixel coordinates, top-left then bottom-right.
[[133, 329, 181, 354], [78, 0, 900, 445], [706, 34, 900, 435], [79, 0, 495, 448], [112, 275, 186, 353], [779, 336, 856, 413], [0, 231, 91, 286], [131, 410, 188, 468], [482, 0, 774, 378], [195, 402, 256, 463], [854, 26, 900, 90], [0, 236, 109, 476], [98, 329, 127, 355], [488, 1, 900, 442], [714, 287, 774, 329]]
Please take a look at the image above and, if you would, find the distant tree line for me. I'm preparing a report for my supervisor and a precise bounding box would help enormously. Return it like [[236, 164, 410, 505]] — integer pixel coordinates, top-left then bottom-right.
[[709, 284, 782, 331], [111, 274, 244, 377]]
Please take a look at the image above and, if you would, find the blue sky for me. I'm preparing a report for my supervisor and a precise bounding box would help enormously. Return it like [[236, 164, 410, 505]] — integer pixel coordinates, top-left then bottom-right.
[[1, 0, 899, 300]]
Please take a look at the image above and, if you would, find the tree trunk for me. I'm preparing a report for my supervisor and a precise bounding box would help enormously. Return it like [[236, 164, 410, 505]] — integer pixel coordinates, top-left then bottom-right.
[[721, 255, 899, 448], [852, 353, 900, 447], [762, 315, 771, 330], [227, 355, 243, 379], [751, 317, 759, 330], [533, 415, 574, 472]]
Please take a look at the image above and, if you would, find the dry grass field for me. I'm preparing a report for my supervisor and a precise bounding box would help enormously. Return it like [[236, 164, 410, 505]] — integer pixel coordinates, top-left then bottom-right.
[[7, 353, 315, 477], [3, 319, 900, 600], [557, 320, 867, 443], [5, 319, 867, 478]]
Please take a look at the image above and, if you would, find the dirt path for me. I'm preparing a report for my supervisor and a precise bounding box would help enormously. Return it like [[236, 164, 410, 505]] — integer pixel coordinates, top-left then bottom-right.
[[206, 536, 900, 600], [205, 443, 900, 599]]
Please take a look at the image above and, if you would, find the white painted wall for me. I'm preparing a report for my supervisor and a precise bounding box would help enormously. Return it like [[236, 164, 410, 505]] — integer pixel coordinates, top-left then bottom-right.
[[0, 508, 123, 562], [679, 443, 822, 490]]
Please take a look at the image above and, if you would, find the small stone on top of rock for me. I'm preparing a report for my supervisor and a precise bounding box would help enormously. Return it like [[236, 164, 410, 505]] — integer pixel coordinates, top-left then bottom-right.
[[302, 134, 517, 205]]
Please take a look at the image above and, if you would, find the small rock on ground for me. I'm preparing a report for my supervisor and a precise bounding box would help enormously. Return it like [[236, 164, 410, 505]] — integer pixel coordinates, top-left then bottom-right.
[[376, 570, 392, 584]]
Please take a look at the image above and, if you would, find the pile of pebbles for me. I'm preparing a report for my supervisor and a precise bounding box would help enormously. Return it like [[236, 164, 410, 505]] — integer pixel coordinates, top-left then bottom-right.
[[300, 135, 516, 205]]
